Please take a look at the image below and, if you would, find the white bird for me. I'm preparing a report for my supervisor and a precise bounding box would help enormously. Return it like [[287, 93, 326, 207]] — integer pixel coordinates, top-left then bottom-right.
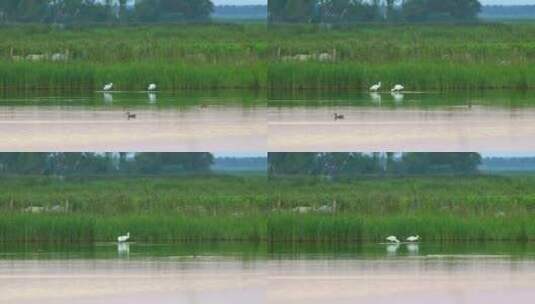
[[103, 83, 113, 91], [386, 235, 400, 243], [406, 235, 420, 242], [117, 232, 130, 243], [147, 83, 157, 91], [391, 84, 404, 92], [370, 81, 382, 92]]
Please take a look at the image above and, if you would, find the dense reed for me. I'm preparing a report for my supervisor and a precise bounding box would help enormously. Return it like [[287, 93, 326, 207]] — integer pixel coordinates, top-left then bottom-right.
[[269, 22, 535, 91], [4, 23, 535, 91], [0, 24, 269, 91], [1, 174, 535, 243]]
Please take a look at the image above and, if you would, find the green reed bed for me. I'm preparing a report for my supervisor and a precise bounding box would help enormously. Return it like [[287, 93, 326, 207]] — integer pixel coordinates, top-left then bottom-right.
[[0, 214, 266, 243], [0, 175, 269, 215], [268, 62, 535, 91], [2, 174, 535, 243], [0, 61, 267, 91], [0, 24, 270, 91], [267, 214, 535, 243], [269, 23, 535, 91], [6, 23, 535, 91], [1, 213, 534, 243]]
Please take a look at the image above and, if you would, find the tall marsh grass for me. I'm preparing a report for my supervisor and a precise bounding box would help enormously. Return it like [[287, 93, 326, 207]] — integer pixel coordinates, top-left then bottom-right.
[[1, 174, 535, 243], [4, 23, 535, 90]]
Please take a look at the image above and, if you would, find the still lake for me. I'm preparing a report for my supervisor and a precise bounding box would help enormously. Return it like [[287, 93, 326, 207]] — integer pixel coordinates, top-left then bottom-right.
[[2, 90, 535, 151], [1, 242, 535, 304], [0, 91, 266, 152], [269, 91, 535, 152]]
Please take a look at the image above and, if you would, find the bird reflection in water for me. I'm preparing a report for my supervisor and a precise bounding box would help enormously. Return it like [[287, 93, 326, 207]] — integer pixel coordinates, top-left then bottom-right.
[[148, 92, 157, 104], [117, 242, 130, 258], [103, 93, 113, 103]]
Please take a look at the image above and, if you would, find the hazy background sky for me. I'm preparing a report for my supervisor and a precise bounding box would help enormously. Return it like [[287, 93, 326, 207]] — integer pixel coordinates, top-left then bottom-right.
[[211, 0, 535, 4]]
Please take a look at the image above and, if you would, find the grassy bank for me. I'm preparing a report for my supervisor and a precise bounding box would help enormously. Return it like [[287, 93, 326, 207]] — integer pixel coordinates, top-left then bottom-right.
[[269, 23, 535, 91], [1, 213, 533, 243], [1, 174, 535, 243], [268, 62, 535, 91], [0, 24, 269, 91], [3, 23, 535, 91]]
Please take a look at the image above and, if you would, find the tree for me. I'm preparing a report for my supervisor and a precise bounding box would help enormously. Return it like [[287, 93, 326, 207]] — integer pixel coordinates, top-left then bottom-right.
[[402, 153, 481, 174], [316, 0, 381, 23], [268, 153, 319, 176], [134, 153, 214, 174], [268, 0, 315, 23], [403, 0, 481, 21]]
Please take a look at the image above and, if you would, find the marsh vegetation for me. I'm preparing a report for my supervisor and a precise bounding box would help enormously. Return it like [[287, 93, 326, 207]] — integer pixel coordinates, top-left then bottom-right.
[[1, 157, 535, 243]]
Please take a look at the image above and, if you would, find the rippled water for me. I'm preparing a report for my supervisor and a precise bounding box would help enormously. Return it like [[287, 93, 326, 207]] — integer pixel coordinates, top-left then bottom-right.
[[1, 242, 535, 304]]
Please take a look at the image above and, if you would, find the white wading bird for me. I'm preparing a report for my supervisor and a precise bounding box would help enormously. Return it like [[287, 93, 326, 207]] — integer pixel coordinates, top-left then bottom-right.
[[406, 235, 420, 242], [103, 83, 113, 91], [117, 232, 130, 243], [147, 83, 157, 91], [369, 81, 382, 92], [386, 235, 400, 243], [391, 84, 404, 92]]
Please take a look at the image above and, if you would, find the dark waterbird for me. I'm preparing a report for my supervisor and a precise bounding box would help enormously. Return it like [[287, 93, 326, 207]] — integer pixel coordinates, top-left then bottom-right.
[[334, 113, 345, 120], [126, 111, 137, 120]]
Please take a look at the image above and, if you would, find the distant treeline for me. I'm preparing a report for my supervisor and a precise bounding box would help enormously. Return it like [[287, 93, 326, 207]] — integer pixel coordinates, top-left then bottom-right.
[[269, 153, 482, 178], [0, 153, 214, 176], [0, 0, 215, 24], [268, 0, 482, 24]]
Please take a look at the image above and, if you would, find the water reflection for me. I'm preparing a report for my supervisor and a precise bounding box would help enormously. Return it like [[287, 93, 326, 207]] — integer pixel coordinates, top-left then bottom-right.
[[103, 92, 113, 103], [269, 106, 535, 151], [0, 92, 267, 151], [148, 93, 157, 104], [386, 244, 400, 256], [369, 92, 382, 104], [407, 243, 419, 256], [391, 92, 404, 103], [117, 243, 130, 258]]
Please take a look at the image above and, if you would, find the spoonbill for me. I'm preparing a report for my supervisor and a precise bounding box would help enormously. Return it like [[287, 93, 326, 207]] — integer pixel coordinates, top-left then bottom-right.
[[407, 235, 420, 242], [391, 84, 404, 92], [148, 83, 157, 91], [103, 83, 113, 91], [117, 232, 130, 243], [370, 81, 382, 92], [386, 235, 400, 243], [333, 113, 345, 120]]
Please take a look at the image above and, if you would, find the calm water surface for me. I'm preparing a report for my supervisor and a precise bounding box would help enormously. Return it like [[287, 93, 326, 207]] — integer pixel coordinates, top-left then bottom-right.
[[1, 242, 535, 304], [0, 92, 266, 152], [269, 91, 535, 151], [2, 91, 535, 151]]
